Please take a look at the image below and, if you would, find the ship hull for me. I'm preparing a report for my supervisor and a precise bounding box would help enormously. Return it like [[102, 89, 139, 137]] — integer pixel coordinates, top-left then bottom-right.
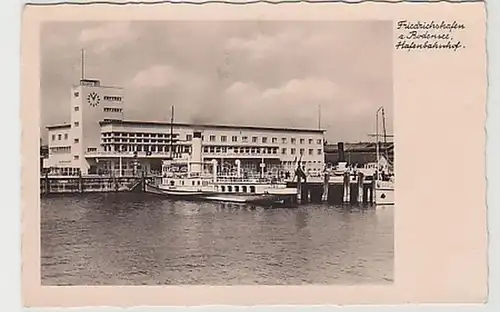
[[145, 183, 297, 207], [374, 181, 395, 205]]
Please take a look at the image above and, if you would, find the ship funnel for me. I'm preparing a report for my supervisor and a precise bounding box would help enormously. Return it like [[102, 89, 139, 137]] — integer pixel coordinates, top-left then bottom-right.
[[190, 131, 203, 174], [337, 142, 345, 163]]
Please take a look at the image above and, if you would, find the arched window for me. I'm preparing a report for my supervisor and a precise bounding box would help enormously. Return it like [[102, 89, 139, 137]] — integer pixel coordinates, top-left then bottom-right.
[[250, 186, 256, 193], [235, 186, 239, 192], [228, 186, 233, 192], [221, 186, 226, 192], [242, 186, 247, 193]]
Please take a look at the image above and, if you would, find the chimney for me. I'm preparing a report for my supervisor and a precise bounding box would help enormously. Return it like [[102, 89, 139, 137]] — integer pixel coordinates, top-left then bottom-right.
[[338, 142, 345, 162], [190, 131, 203, 174]]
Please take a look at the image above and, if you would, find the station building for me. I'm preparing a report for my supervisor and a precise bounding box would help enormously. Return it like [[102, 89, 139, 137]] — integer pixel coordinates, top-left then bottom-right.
[[45, 79, 326, 177]]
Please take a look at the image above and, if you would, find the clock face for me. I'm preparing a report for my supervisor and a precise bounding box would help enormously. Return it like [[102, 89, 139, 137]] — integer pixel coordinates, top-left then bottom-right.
[[87, 92, 100, 107]]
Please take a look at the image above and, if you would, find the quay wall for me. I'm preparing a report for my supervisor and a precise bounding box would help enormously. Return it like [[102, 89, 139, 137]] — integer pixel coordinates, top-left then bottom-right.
[[40, 175, 144, 195]]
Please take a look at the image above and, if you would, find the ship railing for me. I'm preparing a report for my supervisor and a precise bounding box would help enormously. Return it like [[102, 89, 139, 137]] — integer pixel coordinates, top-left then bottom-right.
[[215, 176, 285, 184]]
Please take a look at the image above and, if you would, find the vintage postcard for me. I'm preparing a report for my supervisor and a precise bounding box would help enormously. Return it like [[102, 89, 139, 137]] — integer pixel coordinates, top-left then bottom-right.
[[21, 0, 487, 307]]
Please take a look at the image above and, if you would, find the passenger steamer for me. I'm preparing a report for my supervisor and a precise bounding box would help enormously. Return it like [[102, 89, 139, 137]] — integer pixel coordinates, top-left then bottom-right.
[[145, 131, 298, 206]]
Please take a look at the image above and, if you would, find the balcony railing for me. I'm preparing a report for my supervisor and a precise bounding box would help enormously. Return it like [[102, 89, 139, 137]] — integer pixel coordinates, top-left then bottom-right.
[[85, 150, 190, 160], [202, 151, 280, 158]]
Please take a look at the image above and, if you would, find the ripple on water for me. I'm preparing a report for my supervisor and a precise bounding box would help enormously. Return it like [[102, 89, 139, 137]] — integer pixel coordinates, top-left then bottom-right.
[[41, 194, 394, 285]]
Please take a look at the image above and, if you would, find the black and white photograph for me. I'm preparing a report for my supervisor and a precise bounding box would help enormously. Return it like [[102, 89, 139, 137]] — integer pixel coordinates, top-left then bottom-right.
[[39, 20, 395, 286]]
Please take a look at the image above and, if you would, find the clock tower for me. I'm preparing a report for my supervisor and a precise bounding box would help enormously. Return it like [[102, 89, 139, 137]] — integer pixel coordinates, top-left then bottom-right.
[[70, 78, 124, 174]]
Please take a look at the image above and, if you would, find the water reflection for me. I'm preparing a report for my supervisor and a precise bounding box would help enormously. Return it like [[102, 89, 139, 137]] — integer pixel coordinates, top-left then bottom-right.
[[41, 193, 393, 285]]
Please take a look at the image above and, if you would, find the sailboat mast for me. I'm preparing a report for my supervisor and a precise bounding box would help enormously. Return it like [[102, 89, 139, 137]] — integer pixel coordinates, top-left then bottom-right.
[[382, 107, 387, 145], [376, 107, 382, 180]]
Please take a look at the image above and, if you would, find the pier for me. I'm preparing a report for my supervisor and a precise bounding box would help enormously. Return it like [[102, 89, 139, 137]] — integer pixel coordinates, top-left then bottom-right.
[[40, 173, 145, 195], [40, 171, 380, 206], [287, 172, 377, 205]]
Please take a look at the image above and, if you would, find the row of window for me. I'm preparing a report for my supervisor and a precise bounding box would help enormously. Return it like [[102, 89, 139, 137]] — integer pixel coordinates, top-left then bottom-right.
[[51, 133, 69, 141], [103, 96, 123, 102], [103, 107, 123, 113], [202, 146, 322, 156], [102, 132, 177, 138], [102, 138, 178, 144], [51, 122, 80, 141], [205, 135, 322, 145], [204, 146, 279, 155], [49, 146, 98, 154], [49, 146, 71, 154], [101, 132, 322, 145], [101, 144, 190, 153], [53, 129, 322, 148]]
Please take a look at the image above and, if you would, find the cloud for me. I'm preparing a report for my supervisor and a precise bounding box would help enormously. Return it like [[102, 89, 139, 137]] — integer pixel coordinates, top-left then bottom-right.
[[222, 77, 381, 137], [130, 64, 177, 88], [226, 31, 305, 61], [41, 21, 393, 143], [262, 78, 339, 103], [223, 78, 342, 127], [78, 22, 137, 54]]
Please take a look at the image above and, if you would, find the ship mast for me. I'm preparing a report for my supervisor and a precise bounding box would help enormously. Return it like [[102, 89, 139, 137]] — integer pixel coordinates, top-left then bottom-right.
[[381, 107, 389, 162], [170, 106, 174, 159]]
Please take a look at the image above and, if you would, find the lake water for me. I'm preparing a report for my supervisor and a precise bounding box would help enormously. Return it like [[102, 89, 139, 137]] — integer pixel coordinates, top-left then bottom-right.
[[41, 193, 393, 285]]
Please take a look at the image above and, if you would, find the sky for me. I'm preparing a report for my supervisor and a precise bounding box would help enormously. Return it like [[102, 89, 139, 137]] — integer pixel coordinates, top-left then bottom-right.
[[40, 21, 393, 143]]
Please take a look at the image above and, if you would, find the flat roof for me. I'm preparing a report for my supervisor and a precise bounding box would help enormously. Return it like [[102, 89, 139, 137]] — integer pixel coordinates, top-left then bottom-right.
[[46, 123, 71, 130], [99, 120, 326, 133]]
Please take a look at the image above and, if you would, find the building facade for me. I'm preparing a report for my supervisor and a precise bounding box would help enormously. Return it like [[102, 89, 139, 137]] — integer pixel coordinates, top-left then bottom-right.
[[46, 79, 325, 176]]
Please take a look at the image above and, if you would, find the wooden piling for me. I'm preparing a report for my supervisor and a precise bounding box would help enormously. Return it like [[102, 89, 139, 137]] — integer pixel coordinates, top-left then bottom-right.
[[370, 175, 376, 204], [362, 185, 369, 204], [322, 171, 329, 201], [343, 172, 350, 203], [300, 183, 309, 203], [141, 171, 146, 192], [44, 173, 50, 195], [349, 183, 358, 204], [78, 172, 83, 193]]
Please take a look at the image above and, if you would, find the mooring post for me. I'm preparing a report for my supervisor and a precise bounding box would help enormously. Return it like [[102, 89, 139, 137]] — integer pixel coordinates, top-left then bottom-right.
[[297, 176, 302, 204], [343, 172, 350, 203], [322, 170, 329, 202], [44, 172, 50, 195], [141, 171, 146, 192], [78, 171, 83, 193], [358, 172, 364, 204], [370, 173, 376, 204]]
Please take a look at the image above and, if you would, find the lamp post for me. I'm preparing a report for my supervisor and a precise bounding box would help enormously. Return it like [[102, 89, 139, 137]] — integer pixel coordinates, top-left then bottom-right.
[[119, 149, 123, 178], [260, 158, 265, 178]]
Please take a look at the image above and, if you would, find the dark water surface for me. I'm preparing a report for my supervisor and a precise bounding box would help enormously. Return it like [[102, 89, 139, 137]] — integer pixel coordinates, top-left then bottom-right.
[[41, 193, 393, 285]]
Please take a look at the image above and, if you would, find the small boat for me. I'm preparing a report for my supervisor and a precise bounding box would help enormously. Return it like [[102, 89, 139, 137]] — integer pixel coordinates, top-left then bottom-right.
[[374, 106, 395, 206], [374, 179, 395, 206]]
